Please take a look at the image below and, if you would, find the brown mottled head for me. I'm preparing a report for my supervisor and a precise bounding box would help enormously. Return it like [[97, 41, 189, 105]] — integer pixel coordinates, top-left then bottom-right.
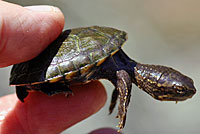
[[134, 63, 196, 101], [155, 69, 196, 101]]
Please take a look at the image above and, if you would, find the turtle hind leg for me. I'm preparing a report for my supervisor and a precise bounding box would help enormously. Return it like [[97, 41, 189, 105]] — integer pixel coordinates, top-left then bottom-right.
[[109, 88, 119, 114], [116, 70, 132, 131], [16, 86, 29, 102], [39, 82, 73, 97]]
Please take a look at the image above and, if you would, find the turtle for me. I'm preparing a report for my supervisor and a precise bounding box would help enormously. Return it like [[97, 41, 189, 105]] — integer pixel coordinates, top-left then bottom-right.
[[10, 26, 196, 131]]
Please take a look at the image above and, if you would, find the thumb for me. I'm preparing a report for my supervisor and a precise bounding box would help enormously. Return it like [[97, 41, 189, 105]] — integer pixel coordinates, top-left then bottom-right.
[[0, 1, 65, 67]]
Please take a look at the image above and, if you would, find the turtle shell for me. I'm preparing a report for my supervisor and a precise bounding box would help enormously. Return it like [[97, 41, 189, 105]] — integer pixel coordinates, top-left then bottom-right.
[[10, 26, 127, 86]]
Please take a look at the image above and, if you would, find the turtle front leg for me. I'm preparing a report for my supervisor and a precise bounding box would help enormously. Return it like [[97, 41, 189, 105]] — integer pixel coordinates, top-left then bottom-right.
[[115, 70, 132, 131]]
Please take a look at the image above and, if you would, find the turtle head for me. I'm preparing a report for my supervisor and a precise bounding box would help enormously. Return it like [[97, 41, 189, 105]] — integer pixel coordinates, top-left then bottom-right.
[[154, 72, 196, 101], [134, 63, 196, 102]]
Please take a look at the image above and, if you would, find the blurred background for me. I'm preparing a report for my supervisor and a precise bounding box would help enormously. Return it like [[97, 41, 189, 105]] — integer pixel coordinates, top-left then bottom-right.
[[1, 0, 200, 133]]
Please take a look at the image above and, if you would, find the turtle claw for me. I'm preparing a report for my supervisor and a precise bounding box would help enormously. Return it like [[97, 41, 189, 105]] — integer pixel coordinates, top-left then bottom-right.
[[116, 111, 127, 131], [64, 89, 74, 97]]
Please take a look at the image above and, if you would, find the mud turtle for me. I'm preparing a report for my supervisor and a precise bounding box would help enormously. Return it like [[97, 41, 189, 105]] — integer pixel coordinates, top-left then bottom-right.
[[10, 26, 196, 131]]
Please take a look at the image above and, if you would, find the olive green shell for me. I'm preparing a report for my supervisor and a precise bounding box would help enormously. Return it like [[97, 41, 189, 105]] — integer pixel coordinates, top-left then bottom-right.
[[10, 26, 127, 85]]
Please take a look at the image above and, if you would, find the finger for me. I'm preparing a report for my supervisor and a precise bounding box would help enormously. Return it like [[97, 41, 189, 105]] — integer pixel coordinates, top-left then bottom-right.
[[0, 81, 107, 134], [89, 128, 120, 134], [0, 1, 65, 67]]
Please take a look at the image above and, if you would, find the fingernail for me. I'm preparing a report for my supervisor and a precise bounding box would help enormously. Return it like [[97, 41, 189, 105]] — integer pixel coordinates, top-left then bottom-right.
[[24, 5, 61, 12]]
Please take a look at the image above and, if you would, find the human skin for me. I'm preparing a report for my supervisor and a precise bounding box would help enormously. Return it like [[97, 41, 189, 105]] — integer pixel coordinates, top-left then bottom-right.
[[0, 1, 118, 134], [0, 82, 107, 134]]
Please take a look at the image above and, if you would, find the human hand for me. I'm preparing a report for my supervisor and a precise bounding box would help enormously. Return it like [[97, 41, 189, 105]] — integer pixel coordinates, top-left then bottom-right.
[[0, 1, 118, 133], [0, 82, 107, 134]]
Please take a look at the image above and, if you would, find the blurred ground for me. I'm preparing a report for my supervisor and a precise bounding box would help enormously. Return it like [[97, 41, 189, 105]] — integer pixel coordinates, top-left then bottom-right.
[[1, 0, 200, 134]]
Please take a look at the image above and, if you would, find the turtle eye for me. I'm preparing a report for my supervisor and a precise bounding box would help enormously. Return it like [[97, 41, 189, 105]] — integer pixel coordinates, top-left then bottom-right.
[[172, 85, 185, 94], [175, 86, 187, 94], [176, 88, 185, 94]]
